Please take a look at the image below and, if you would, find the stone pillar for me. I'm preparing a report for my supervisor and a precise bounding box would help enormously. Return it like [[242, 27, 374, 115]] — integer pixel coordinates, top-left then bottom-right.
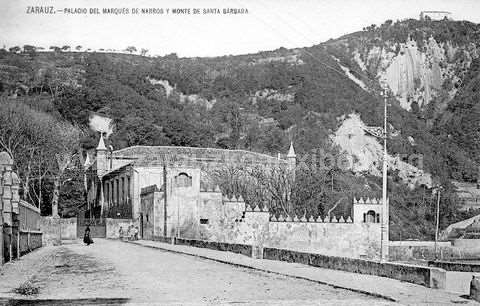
[[244, 207, 270, 259], [0, 152, 14, 263]]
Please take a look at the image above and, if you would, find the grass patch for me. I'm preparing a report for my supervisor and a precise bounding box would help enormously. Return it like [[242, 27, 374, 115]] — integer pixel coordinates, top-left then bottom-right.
[[14, 281, 39, 295]]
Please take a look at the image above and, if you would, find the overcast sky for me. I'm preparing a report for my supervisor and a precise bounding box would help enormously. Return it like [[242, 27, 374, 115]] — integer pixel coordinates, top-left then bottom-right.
[[1, 0, 479, 57]]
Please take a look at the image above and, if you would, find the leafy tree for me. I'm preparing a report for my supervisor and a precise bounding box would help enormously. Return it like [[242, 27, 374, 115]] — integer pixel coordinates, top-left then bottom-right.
[[8, 46, 21, 53], [125, 46, 137, 54]]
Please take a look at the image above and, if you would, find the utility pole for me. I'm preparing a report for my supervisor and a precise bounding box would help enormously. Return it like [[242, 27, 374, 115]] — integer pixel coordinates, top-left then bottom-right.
[[380, 88, 389, 263], [434, 186, 441, 260], [163, 161, 168, 238], [0, 206, 3, 265]]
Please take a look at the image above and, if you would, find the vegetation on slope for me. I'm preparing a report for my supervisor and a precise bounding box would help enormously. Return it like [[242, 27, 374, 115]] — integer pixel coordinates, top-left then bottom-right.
[[0, 17, 479, 238]]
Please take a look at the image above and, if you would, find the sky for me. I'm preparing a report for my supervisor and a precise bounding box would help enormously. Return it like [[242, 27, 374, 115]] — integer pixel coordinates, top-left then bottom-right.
[[1, 0, 480, 57]]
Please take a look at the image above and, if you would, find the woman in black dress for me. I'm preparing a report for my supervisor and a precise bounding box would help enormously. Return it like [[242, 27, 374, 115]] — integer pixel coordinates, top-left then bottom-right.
[[83, 226, 93, 245]]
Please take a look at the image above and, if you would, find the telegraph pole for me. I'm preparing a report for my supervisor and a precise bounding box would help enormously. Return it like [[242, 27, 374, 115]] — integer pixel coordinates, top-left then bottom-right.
[[434, 186, 441, 260], [163, 161, 168, 238], [380, 88, 389, 263]]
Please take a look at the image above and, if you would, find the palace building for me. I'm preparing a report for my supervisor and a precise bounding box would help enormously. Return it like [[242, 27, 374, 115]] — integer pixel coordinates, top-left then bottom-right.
[[83, 134, 295, 221]]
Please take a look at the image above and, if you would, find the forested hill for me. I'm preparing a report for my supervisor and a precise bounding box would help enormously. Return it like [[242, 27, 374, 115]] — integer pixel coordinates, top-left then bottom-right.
[[1, 17, 479, 238]]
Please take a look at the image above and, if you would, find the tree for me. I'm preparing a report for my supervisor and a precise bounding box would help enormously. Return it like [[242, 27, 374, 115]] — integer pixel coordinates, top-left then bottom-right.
[[125, 46, 137, 54], [75, 45, 82, 51], [22, 45, 37, 54], [8, 46, 21, 53], [50, 121, 81, 217], [49, 46, 61, 52], [61, 45, 71, 52], [140, 48, 149, 56]]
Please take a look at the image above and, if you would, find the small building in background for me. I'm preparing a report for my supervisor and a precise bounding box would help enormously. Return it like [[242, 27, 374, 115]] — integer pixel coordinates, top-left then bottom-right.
[[419, 11, 452, 21]]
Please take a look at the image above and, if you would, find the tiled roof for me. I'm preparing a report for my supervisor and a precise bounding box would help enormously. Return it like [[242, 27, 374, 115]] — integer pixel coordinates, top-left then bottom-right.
[[112, 146, 287, 167]]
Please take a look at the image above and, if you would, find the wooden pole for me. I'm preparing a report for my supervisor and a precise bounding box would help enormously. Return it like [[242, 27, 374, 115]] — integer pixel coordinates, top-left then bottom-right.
[[381, 88, 389, 263], [163, 162, 168, 238], [434, 188, 441, 260], [0, 209, 3, 265]]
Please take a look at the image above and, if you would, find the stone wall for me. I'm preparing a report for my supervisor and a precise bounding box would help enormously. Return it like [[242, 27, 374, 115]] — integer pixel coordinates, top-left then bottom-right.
[[389, 240, 480, 262], [174, 237, 252, 258], [139, 189, 385, 260], [266, 220, 381, 259], [106, 218, 138, 239], [39, 217, 62, 246], [39, 217, 78, 245], [1, 152, 44, 263], [60, 217, 77, 240], [263, 247, 446, 289]]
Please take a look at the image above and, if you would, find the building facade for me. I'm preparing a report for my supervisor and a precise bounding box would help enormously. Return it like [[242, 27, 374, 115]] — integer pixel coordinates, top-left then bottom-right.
[[84, 134, 293, 221]]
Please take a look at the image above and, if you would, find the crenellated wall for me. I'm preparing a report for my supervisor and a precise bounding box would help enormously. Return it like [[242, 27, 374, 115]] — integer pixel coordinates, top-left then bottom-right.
[[139, 175, 385, 260], [266, 220, 381, 259]]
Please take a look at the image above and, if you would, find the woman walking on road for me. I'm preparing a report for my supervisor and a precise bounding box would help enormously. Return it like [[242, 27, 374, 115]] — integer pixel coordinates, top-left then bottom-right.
[[83, 226, 94, 245]]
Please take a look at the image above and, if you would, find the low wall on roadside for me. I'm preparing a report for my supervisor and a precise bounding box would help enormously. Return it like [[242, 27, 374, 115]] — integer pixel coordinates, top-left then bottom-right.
[[263, 247, 446, 289], [106, 218, 138, 239], [153, 236, 173, 244], [39, 217, 62, 246], [60, 218, 77, 240], [174, 237, 253, 258], [39, 217, 78, 245], [428, 260, 480, 272], [389, 240, 480, 262]]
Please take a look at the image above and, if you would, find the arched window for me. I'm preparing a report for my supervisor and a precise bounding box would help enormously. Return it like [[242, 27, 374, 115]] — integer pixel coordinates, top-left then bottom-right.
[[175, 172, 192, 187], [365, 210, 377, 223]]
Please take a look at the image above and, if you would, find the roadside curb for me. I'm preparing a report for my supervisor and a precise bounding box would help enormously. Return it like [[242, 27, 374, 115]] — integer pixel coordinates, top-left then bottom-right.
[[125, 240, 398, 303]]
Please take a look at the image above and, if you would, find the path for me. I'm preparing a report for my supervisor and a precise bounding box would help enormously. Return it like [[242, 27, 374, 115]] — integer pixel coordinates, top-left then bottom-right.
[[0, 239, 393, 305]]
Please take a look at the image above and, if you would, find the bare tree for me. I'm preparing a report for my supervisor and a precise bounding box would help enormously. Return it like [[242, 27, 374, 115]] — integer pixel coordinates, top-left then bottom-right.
[[50, 121, 81, 217], [210, 164, 294, 216], [140, 48, 149, 56]]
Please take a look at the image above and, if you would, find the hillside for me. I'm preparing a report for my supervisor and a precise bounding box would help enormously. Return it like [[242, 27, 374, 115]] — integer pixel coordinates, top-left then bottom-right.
[[0, 17, 479, 239]]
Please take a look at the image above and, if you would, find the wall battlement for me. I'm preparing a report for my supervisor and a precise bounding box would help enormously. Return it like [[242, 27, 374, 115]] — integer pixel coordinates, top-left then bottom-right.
[[270, 214, 353, 223]]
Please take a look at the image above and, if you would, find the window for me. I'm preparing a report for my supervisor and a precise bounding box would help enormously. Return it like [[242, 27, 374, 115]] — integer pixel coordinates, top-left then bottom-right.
[[175, 172, 192, 187], [127, 176, 131, 202], [105, 182, 109, 205], [110, 181, 114, 205], [121, 177, 125, 205], [365, 210, 377, 223], [116, 179, 119, 206]]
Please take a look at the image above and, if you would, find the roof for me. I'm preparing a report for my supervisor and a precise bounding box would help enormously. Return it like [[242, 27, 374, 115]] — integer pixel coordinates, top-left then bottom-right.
[[102, 162, 134, 178], [112, 146, 288, 167], [96, 133, 107, 151]]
